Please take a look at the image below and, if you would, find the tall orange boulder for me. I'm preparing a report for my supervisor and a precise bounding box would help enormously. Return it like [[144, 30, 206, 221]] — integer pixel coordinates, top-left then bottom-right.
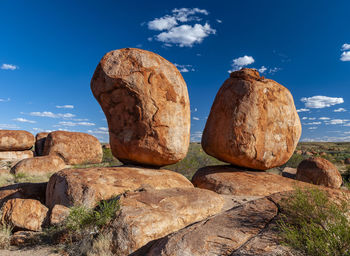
[[91, 48, 190, 167], [202, 69, 301, 170]]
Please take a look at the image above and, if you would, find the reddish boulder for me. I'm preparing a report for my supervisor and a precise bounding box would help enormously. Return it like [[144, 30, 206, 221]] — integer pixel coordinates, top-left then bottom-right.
[[296, 157, 342, 188], [35, 132, 49, 156], [91, 48, 191, 167], [0, 150, 33, 161], [202, 69, 301, 170], [43, 131, 102, 165], [10, 155, 66, 175], [0, 130, 34, 151]]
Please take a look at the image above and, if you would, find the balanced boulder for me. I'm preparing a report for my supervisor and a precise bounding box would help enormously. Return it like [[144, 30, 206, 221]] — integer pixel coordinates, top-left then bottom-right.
[[46, 166, 193, 208], [109, 187, 224, 255], [0, 130, 34, 151], [10, 155, 66, 175], [35, 132, 49, 156], [296, 157, 342, 188], [1, 198, 48, 231], [202, 68, 301, 170], [91, 48, 191, 167], [43, 131, 102, 165]]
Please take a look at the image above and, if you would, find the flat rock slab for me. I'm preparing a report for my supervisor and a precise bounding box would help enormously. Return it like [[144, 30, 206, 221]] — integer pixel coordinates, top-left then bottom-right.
[[145, 197, 277, 256], [0, 150, 33, 161], [10, 155, 67, 175], [0, 130, 34, 151], [192, 165, 310, 196], [46, 166, 193, 208], [109, 187, 224, 255], [43, 131, 103, 165]]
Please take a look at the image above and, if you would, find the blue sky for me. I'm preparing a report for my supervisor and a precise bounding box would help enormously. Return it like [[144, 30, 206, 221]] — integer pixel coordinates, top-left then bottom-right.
[[1, 0, 350, 142]]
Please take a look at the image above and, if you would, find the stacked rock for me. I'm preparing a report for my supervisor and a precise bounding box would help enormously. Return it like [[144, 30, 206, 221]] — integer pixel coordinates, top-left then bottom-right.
[[0, 130, 34, 167]]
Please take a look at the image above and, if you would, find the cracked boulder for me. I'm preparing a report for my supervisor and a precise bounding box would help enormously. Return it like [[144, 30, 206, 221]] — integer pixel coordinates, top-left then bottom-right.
[[91, 48, 190, 167], [109, 187, 224, 256], [43, 131, 103, 165], [45, 166, 193, 208], [202, 68, 301, 170]]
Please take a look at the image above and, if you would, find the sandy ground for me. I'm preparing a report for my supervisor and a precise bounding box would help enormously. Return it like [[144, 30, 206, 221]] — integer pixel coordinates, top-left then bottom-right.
[[0, 246, 62, 256]]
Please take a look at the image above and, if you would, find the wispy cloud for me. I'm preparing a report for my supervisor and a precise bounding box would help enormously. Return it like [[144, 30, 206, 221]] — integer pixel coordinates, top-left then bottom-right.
[[58, 121, 95, 126], [297, 108, 310, 112], [334, 107, 346, 112], [29, 111, 76, 118], [304, 122, 321, 125], [13, 118, 36, 123], [193, 117, 200, 120], [174, 63, 195, 73], [325, 119, 349, 125], [146, 8, 216, 47], [56, 105, 74, 109], [0, 124, 20, 129], [340, 43, 350, 61], [191, 131, 202, 142], [0, 98, 10, 102], [1, 64, 18, 70], [319, 117, 330, 120], [300, 96, 344, 108]]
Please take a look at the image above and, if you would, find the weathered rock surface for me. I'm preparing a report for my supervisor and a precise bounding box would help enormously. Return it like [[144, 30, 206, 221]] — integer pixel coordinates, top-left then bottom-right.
[[1, 199, 48, 231], [296, 157, 342, 188], [109, 187, 224, 255], [91, 48, 191, 167], [192, 165, 309, 196], [10, 155, 66, 175], [43, 131, 103, 165], [50, 204, 70, 225], [0, 182, 46, 207], [0, 150, 33, 161], [282, 167, 297, 179], [145, 197, 277, 256], [46, 166, 193, 208], [10, 231, 39, 246], [0, 130, 34, 151], [202, 69, 301, 170], [35, 132, 49, 156]]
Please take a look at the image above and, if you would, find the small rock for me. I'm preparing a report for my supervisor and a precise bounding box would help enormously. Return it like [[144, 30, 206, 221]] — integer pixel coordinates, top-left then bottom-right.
[[10, 155, 66, 175], [50, 204, 70, 225], [1, 198, 48, 231], [296, 157, 342, 188], [282, 167, 297, 179], [10, 231, 38, 246]]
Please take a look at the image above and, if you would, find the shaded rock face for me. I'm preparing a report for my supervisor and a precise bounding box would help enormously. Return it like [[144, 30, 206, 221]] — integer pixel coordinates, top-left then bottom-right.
[[296, 157, 342, 188], [1, 198, 48, 231], [35, 132, 49, 156], [145, 197, 277, 256], [202, 69, 301, 170], [50, 204, 70, 225], [282, 167, 297, 179], [91, 48, 191, 167], [0, 130, 34, 151], [0, 182, 47, 207], [0, 150, 33, 161], [109, 187, 224, 256], [10, 155, 66, 175], [46, 166, 193, 208], [191, 165, 309, 196], [43, 131, 103, 165]]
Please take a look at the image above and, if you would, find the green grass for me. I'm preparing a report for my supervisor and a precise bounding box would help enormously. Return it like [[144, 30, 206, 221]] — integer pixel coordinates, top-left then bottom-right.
[[277, 187, 350, 256]]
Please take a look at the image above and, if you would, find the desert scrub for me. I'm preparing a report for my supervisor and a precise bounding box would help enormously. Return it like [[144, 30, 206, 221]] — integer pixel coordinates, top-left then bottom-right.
[[277, 187, 350, 256], [0, 223, 12, 249]]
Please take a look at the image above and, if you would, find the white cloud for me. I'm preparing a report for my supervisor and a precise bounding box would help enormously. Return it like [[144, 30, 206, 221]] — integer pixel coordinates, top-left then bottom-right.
[[0, 124, 20, 129], [174, 63, 195, 72], [147, 8, 215, 47], [268, 67, 281, 74], [0, 98, 10, 102], [29, 111, 76, 118], [304, 122, 321, 125], [191, 131, 202, 142], [319, 117, 330, 120], [98, 127, 108, 131], [1, 64, 18, 70], [155, 23, 215, 47], [340, 51, 350, 61], [308, 117, 316, 120], [325, 119, 349, 125], [193, 117, 200, 120], [334, 107, 346, 112], [300, 96, 344, 108], [56, 105, 74, 109], [342, 43, 350, 51], [258, 66, 267, 73], [308, 127, 318, 130], [216, 19, 222, 23], [58, 121, 95, 126], [302, 117, 308, 120], [228, 56, 255, 72], [13, 118, 36, 123], [297, 108, 310, 112]]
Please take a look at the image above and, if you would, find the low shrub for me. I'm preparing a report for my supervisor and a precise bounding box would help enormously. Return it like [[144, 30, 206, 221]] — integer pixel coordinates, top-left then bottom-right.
[[0, 223, 12, 249], [277, 187, 350, 256]]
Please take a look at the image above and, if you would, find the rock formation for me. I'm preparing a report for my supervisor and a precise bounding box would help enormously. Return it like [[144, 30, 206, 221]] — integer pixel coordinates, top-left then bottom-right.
[[202, 68, 301, 170], [91, 48, 190, 167], [43, 131, 103, 165], [10, 155, 66, 175], [35, 132, 49, 156], [0, 130, 34, 151]]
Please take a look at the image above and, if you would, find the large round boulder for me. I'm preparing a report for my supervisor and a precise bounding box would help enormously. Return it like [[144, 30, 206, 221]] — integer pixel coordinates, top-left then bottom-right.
[[43, 131, 102, 165], [91, 48, 190, 167], [296, 157, 342, 188], [0, 130, 34, 151], [202, 69, 301, 170]]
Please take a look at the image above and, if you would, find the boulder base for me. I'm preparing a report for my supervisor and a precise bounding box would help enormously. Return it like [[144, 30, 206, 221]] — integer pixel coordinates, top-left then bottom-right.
[[91, 48, 191, 167], [46, 166, 193, 208], [202, 68, 301, 170]]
